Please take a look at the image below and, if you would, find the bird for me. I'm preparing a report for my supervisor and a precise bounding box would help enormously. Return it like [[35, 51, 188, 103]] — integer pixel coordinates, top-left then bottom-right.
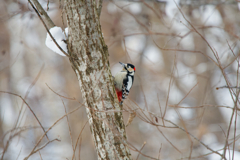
[[113, 62, 135, 105]]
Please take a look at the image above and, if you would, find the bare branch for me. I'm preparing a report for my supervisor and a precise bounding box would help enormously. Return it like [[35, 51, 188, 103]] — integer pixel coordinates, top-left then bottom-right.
[[0, 91, 48, 142], [136, 141, 146, 160], [28, 0, 69, 57], [29, 0, 55, 28]]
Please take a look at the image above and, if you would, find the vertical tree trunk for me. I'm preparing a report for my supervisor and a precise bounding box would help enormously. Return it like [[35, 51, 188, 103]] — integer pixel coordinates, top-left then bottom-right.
[[64, 0, 132, 159]]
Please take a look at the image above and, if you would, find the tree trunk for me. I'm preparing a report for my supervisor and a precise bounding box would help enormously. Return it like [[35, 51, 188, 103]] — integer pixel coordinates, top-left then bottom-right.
[[64, 0, 132, 159]]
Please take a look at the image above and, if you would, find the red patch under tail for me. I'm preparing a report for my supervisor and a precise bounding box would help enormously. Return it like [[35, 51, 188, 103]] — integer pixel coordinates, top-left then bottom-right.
[[116, 91, 122, 103]]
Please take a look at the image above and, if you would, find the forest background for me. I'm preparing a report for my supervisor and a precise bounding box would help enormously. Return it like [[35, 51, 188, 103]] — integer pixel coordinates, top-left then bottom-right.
[[0, 0, 240, 159]]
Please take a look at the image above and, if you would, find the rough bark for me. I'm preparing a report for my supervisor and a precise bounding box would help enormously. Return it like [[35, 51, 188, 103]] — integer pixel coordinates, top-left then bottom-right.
[[64, 0, 132, 159]]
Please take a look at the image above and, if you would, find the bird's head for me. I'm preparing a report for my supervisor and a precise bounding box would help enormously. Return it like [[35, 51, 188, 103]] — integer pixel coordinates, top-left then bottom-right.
[[119, 62, 135, 75]]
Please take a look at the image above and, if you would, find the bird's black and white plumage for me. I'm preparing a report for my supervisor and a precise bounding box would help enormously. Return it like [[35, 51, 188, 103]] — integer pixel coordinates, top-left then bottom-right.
[[113, 62, 135, 105]]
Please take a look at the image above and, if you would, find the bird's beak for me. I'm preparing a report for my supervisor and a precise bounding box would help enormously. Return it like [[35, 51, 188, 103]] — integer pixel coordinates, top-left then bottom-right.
[[119, 62, 125, 67]]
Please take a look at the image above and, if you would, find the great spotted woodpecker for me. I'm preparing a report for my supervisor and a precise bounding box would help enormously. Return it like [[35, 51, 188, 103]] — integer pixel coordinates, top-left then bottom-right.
[[113, 62, 135, 105]]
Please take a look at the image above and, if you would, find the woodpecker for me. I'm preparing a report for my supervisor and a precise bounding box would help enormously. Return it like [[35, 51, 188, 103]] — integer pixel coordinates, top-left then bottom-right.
[[113, 62, 135, 105]]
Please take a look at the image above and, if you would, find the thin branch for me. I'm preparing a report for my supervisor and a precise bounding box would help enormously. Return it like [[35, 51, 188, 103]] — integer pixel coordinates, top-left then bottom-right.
[[164, 118, 223, 157], [61, 98, 74, 152], [222, 90, 240, 160], [72, 121, 88, 160], [136, 142, 146, 160], [14, 64, 48, 140], [126, 99, 224, 158], [23, 104, 85, 160], [29, 0, 55, 28], [169, 104, 240, 111], [216, 86, 240, 89], [28, 138, 61, 156], [0, 126, 39, 160], [0, 91, 48, 142], [46, 83, 77, 101], [28, 0, 69, 57], [162, 54, 176, 121], [112, 1, 150, 32], [157, 143, 162, 159]]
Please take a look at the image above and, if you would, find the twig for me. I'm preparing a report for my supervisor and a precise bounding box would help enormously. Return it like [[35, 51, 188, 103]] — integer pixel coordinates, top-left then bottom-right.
[[23, 103, 85, 160], [216, 85, 240, 90], [164, 118, 223, 157], [2, 126, 41, 140], [26, 138, 60, 157], [136, 142, 146, 160], [46, 83, 77, 101], [162, 54, 176, 122], [78, 137, 82, 160], [38, 151, 43, 160], [72, 121, 88, 160], [222, 90, 240, 160], [14, 64, 48, 140], [29, 0, 54, 28], [158, 143, 162, 159], [28, 0, 69, 57], [0, 127, 35, 160], [126, 99, 223, 158], [61, 97, 74, 152], [169, 104, 240, 111], [16, 147, 22, 160], [0, 91, 48, 142], [112, 1, 150, 32]]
